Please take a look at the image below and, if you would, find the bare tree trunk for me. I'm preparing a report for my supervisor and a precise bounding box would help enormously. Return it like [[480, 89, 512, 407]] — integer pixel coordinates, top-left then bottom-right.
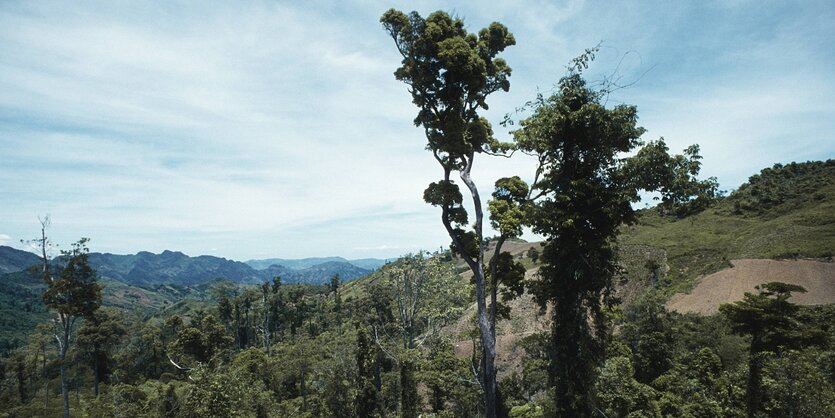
[[475, 270, 497, 418], [459, 164, 498, 418], [488, 237, 507, 339], [59, 344, 69, 418], [261, 286, 271, 355], [435, 162, 499, 418], [55, 314, 73, 418], [42, 344, 48, 410]]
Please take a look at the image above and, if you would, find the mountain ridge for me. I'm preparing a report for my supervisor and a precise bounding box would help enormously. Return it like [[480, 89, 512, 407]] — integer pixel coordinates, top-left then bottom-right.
[[245, 256, 389, 271], [0, 247, 374, 286]]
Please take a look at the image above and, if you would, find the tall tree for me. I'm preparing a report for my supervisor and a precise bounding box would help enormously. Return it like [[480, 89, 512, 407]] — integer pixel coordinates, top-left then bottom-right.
[[720, 282, 807, 418], [37, 227, 102, 418], [511, 51, 716, 417], [258, 277, 282, 354], [381, 10, 515, 416], [330, 274, 342, 326], [355, 325, 379, 418]]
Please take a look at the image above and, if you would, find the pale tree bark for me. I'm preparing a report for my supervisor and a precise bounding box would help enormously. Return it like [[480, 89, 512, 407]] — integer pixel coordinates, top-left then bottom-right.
[[436, 157, 499, 417]]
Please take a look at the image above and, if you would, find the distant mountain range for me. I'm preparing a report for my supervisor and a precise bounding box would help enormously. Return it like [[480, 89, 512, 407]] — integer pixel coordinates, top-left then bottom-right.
[[244, 256, 389, 271], [0, 247, 385, 286]]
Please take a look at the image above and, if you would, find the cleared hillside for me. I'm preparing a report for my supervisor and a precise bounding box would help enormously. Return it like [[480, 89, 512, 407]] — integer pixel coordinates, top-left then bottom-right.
[[621, 160, 835, 298], [667, 258, 835, 314]]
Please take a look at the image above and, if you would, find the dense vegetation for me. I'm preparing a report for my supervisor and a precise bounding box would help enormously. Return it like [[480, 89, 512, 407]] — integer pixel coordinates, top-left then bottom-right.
[[1, 229, 833, 417]]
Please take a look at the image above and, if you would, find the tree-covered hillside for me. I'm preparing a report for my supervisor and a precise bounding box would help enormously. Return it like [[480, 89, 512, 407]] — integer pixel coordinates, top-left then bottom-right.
[[0, 248, 375, 355]]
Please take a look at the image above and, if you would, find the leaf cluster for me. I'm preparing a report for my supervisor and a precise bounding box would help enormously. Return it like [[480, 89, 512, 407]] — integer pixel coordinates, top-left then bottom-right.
[[42, 238, 102, 320]]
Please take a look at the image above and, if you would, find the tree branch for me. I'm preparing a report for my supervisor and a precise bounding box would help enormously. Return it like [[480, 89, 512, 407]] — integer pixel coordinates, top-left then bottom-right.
[[373, 325, 400, 364]]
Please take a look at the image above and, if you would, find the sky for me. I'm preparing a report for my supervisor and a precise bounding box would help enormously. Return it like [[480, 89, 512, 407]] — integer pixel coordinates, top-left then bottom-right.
[[1, 1, 833, 261]]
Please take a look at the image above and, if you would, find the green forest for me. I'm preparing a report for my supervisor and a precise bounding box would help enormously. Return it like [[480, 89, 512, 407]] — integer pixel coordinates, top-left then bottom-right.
[[2, 8, 835, 418]]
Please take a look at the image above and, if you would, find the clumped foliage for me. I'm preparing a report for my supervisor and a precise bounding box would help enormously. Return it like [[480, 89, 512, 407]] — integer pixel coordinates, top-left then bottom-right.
[[627, 140, 721, 217], [0, 251, 485, 417]]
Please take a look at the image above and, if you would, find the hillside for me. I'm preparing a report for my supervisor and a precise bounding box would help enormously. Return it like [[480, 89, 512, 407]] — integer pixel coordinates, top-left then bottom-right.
[[1, 161, 833, 416], [88, 250, 263, 286], [0, 245, 40, 275], [620, 160, 835, 299], [0, 270, 50, 354], [434, 160, 835, 381], [0, 247, 374, 352]]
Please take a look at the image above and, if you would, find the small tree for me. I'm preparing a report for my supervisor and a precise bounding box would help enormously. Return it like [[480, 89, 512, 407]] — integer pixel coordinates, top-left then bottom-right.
[[38, 227, 102, 418], [526, 247, 539, 263], [168, 314, 233, 368], [382, 253, 466, 351], [376, 252, 469, 418], [720, 282, 807, 418]]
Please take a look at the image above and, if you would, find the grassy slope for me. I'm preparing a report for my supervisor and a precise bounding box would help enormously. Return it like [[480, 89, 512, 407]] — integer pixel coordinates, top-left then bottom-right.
[[620, 160, 835, 297]]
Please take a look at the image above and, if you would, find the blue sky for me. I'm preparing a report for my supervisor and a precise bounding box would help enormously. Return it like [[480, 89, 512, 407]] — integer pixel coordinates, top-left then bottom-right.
[[2, 1, 833, 260]]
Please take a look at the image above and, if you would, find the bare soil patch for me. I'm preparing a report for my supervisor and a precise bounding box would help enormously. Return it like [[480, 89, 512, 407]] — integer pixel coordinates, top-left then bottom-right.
[[666, 259, 835, 315]]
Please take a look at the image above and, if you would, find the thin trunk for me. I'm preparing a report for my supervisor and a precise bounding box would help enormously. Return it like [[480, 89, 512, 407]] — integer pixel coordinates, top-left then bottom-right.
[[43, 344, 48, 410], [374, 347, 383, 414], [476, 271, 498, 418], [93, 349, 100, 397], [244, 304, 251, 348], [300, 362, 307, 412], [263, 293, 271, 354], [437, 162, 498, 418], [234, 308, 241, 349], [60, 348, 69, 418], [459, 163, 498, 418], [400, 358, 418, 418], [488, 236, 507, 339], [747, 351, 761, 418], [56, 314, 72, 418]]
